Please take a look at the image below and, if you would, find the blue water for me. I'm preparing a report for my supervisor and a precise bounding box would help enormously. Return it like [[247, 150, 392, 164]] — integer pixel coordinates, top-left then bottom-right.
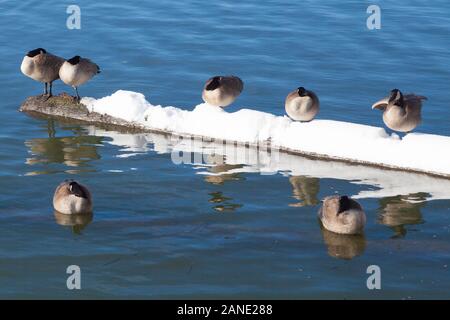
[[0, 0, 449, 298]]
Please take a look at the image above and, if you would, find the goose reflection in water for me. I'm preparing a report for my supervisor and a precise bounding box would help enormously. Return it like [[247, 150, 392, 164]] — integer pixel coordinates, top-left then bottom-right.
[[288, 175, 320, 207], [208, 192, 243, 212], [54, 211, 93, 234], [25, 119, 102, 175], [320, 226, 366, 260], [203, 154, 244, 212], [377, 193, 427, 238]]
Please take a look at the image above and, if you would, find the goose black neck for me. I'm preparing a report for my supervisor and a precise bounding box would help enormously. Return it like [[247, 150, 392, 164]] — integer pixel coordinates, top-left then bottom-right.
[[27, 48, 46, 57], [67, 56, 81, 65]]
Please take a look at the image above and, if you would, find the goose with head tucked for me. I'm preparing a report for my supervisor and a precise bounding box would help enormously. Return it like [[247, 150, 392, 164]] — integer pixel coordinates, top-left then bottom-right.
[[53, 179, 93, 215], [59, 55, 100, 102], [20, 48, 65, 97], [202, 75, 243, 107], [285, 86, 320, 122], [318, 195, 366, 235], [372, 89, 427, 133]]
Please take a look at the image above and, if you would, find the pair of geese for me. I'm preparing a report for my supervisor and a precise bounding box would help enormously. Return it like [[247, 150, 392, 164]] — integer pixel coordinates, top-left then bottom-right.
[[204, 75, 427, 133], [53, 179, 365, 235], [21, 48, 427, 133], [20, 48, 100, 100]]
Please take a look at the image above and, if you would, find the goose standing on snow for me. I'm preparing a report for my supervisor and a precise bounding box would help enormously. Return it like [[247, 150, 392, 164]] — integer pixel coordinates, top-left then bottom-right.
[[20, 48, 65, 97], [202, 75, 243, 107], [59, 55, 100, 101], [372, 89, 427, 133], [285, 87, 320, 122], [53, 180, 93, 215], [318, 195, 366, 235]]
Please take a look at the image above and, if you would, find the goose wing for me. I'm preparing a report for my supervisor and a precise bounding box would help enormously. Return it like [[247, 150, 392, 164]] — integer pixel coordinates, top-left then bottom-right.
[[404, 94, 427, 114], [404, 94, 427, 103], [224, 76, 244, 93]]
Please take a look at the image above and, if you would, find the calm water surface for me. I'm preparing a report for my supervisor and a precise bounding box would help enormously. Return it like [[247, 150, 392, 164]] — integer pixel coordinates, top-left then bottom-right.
[[0, 1, 449, 298]]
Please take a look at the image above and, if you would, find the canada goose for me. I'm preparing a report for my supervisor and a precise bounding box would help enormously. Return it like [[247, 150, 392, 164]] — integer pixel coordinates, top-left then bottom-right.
[[318, 195, 366, 235], [59, 55, 100, 101], [53, 180, 92, 215], [372, 89, 427, 133], [202, 75, 243, 107], [285, 87, 320, 122], [20, 48, 65, 97]]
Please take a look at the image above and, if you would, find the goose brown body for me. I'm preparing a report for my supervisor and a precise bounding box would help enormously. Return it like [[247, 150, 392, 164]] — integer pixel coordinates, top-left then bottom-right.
[[372, 89, 427, 133], [285, 87, 319, 122], [53, 180, 92, 215], [318, 195, 366, 235], [20, 48, 64, 95], [202, 75, 243, 107], [59, 55, 100, 100]]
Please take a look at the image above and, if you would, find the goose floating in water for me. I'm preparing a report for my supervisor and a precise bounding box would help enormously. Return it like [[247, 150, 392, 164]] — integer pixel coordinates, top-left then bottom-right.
[[372, 89, 427, 133], [20, 48, 65, 97], [285, 86, 320, 122], [202, 75, 243, 107], [53, 180, 93, 215], [59, 55, 100, 101], [318, 195, 366, 235]]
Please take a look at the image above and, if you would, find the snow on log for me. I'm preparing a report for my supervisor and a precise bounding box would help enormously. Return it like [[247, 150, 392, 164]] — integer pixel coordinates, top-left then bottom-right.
[[20, 90, 450, 179]]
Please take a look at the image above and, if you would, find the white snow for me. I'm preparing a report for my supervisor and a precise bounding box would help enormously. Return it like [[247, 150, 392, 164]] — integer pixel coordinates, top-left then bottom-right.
[[82, 90, 450, 177]]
